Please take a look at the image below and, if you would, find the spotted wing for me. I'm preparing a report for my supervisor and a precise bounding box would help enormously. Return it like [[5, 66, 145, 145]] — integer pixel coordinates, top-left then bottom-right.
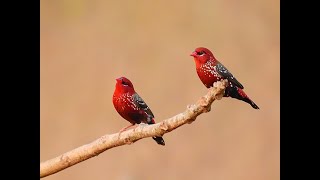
[[216, 62, 244, 89], [132, 93, 154, 124]]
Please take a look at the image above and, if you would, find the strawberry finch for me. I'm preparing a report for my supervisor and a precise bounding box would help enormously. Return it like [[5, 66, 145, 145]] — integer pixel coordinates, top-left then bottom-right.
[[112, 77, 165, 145], [190, 47, 259, 109]]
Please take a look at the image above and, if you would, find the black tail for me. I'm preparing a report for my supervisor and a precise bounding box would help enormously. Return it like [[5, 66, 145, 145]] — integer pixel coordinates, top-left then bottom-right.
[[152, 136, 165, 146], [147, 117, 165, 145], [242, 97, 259, 109], [225, 86, 259, 109]]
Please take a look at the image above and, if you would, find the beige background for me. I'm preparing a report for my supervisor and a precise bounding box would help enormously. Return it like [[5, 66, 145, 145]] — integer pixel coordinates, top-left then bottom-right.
[[40, 0, 279, 179]]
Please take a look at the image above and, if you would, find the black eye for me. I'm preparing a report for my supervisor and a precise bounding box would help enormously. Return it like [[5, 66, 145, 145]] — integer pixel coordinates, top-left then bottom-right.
[[121, 80, 128, 86], [197, 51, 205, 55]]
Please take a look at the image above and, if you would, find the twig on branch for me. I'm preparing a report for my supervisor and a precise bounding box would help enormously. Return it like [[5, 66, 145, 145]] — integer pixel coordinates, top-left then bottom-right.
[[40, 79, 228, 178]]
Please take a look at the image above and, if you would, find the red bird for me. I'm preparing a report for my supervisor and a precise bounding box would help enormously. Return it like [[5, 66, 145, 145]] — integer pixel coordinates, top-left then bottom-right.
[[112, 77, 165, 146], [190, 47, 259, 109]]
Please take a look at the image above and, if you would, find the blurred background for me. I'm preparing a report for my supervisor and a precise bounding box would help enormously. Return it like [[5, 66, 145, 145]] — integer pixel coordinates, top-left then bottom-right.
[[40, 0, 279, 180]]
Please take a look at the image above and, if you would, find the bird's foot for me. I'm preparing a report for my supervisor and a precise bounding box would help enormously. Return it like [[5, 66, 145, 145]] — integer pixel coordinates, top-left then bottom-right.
[[119, 124, 135, 133]]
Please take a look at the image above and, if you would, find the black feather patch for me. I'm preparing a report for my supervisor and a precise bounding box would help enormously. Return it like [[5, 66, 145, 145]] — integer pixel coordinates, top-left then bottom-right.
[[216, 63, 244, 89], [132, 93, 155, 121]]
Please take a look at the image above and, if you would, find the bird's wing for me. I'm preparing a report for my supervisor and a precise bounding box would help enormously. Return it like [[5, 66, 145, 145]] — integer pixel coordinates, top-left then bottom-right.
[[216, 62, 244, 89], [132, 93, 154, 123]]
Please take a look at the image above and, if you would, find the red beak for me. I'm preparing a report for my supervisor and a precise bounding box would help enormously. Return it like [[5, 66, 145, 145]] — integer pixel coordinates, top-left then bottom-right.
[[190, 51, 197, 57], [116, 78, 122, 83]]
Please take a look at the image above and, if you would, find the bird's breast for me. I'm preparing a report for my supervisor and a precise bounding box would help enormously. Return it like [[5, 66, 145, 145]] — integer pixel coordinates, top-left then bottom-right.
[[196, 64, 222, 88], [113, 93, 144, 124], [113, 93, 139, 113]]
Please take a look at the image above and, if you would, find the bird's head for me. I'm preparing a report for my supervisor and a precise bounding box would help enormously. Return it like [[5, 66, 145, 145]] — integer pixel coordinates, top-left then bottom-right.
[[190, 47, 216, 65], [115, 77, 135, 93]]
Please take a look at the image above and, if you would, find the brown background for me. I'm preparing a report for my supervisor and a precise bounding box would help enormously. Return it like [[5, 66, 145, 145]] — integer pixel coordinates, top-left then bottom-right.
[[40, 0, 279, 179]]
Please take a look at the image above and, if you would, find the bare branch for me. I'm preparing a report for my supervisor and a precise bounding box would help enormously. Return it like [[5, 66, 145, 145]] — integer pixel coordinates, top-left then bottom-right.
[[40, 80, 228, 178]]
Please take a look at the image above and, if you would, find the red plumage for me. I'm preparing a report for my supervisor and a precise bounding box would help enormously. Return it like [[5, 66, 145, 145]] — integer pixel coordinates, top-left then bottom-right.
[[112, 77, 165, 145], [190, 47, 259, 109]]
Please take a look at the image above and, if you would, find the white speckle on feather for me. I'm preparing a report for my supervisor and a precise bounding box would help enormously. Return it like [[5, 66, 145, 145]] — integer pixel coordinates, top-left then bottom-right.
[[200, 61, 220, 78]]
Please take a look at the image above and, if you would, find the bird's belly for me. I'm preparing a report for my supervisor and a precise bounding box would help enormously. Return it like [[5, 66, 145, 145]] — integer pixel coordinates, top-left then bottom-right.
[[197, 71, 221, 88], [114, 101, 144, 124]]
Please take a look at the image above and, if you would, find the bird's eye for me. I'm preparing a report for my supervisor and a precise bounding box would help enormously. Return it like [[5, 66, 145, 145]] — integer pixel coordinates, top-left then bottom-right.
[[197, 51, 205, 55], [121, 80, 128, 86]]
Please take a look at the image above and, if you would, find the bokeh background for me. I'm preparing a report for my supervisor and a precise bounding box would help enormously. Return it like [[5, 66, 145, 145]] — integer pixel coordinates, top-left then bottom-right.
[[40, 0, 279, 180]]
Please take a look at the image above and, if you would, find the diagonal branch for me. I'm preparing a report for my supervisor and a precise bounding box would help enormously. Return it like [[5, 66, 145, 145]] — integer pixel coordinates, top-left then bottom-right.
[[40, 80, 228, 178]]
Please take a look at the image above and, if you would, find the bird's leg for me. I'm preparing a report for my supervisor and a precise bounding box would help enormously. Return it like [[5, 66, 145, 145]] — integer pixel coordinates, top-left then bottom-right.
[[119, 124, 136, 133]]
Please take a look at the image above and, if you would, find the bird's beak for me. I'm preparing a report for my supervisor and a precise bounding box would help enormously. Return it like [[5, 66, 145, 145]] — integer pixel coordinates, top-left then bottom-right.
[[190, 51, 197, 57], [116, 78, 121, 83]]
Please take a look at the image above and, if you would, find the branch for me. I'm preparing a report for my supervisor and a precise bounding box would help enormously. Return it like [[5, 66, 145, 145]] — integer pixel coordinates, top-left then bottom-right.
[[40, 79, 228, 178]]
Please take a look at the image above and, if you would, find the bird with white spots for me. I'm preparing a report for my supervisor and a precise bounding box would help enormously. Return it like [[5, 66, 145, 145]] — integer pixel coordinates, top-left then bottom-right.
[[190, 47, 259, 109], [112, 77, 165, 145]]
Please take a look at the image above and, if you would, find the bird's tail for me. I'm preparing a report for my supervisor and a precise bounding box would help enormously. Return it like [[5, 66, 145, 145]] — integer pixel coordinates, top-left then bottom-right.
[[152, 136, 165, 146], [148, 118, 165, 146], [225, 86, 259, 109]]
